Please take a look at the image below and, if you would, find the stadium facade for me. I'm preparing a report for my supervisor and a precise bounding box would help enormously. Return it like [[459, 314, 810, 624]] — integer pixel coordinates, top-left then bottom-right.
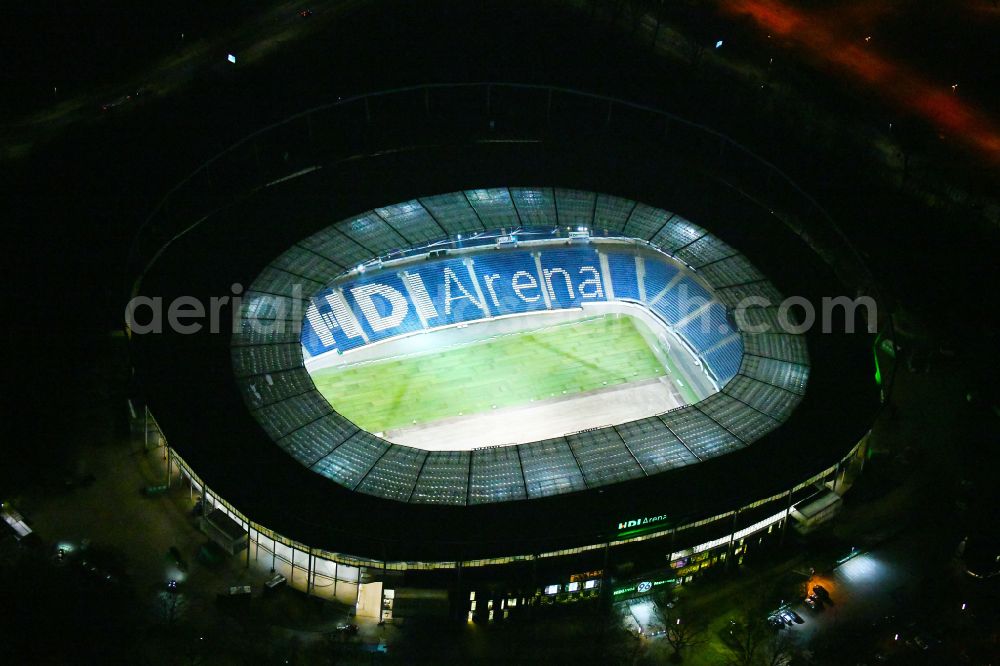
[[129, 85, 889, 612]]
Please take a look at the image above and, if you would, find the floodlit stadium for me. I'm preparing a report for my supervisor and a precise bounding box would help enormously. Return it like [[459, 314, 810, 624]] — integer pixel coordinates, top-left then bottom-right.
[[130, 85, 885, 588], [237, 190, 806, 505]]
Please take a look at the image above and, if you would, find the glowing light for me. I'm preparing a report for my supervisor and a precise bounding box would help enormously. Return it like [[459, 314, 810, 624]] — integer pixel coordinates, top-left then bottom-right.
[[837, 552, 885, 586], [873, 333, 883, 387], [723, 0, 1000, 160], [227, 54, 237, 64]]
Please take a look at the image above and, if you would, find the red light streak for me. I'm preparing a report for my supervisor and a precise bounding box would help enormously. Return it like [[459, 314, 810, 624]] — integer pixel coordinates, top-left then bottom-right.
[[723, 0, 1000, 160]]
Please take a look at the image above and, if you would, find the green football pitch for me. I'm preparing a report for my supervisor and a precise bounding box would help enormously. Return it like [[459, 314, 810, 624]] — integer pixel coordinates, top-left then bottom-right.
[[310, 315, 681, 433]]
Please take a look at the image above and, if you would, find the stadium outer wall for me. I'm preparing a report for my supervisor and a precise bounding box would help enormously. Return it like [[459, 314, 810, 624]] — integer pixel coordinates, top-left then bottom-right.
[[128, 85, 891, 603]]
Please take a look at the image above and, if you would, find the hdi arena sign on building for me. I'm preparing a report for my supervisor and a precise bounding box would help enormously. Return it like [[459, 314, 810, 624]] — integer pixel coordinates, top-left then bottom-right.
[[303, 249, 614, 356]]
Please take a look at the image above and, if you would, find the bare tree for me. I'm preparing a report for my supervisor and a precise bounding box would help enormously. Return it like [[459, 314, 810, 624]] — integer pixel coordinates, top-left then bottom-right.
[[665, 614, 705, 662], [589, 603, 645, 665], [725, 612, 771, 666], [724, 590, 804, 666], [650, 592, 706, 662], [723, 584, 782, 666], [759, 627, 798, 666]]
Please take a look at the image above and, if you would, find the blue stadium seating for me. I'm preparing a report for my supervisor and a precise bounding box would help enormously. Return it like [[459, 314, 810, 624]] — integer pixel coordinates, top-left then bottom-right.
[[650, 286, 682, 323], [343, 272, 425, 342], [537, 248, 607, 307], [677, 302, 731, 353], [604, 252, 641, 301], [701, 338, 744, 385], [469, 251, 548, 316], [649, 276, 711, 330], [300, 315, 330, 358], [640, 256, 680, 302], [298, 245, 741, 388], [683, 277, 713, 305], [302, 288, 367, 357], [402, 258, 491, 326]]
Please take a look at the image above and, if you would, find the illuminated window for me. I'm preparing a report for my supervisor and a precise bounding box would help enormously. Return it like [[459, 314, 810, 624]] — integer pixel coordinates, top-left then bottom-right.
[[567, 582, 580, 592], [544, 584, 558, 595], [584, 580, 597, 590]]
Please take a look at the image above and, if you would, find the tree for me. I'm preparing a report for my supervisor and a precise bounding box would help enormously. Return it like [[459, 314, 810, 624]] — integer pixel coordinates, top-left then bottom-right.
[[663, 613, 706, 662], [650, 591, 706, 662], [585, 602, 645, 665], [724, 588, 779, 666], [723, 587, 806, 666], [758, 628, 799, 666], [725, 613, 770, 666]]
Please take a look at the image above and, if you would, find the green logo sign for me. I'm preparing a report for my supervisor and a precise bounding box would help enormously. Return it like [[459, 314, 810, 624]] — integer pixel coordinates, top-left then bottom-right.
[[612, 577, 675, 597], [617, 514, 669, 534]]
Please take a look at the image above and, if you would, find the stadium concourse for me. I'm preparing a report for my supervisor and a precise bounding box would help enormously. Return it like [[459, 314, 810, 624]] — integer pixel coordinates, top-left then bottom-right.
[[235, 190, 808, 507]]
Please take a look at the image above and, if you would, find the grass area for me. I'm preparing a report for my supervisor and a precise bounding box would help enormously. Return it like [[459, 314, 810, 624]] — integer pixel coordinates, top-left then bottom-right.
[[310, 315, 668, 433]]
